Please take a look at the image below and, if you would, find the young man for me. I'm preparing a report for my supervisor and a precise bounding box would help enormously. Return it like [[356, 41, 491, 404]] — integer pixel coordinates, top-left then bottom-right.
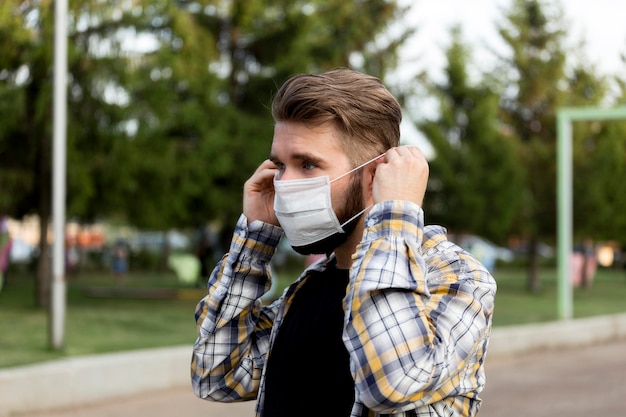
[[191, 68, 497, 417]]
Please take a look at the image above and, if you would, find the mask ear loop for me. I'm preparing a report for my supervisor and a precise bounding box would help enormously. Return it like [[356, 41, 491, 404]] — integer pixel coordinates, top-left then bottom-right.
[[330, 152, 386, 184], [339, 204, 373, 229], [334, 152, 386, 228]]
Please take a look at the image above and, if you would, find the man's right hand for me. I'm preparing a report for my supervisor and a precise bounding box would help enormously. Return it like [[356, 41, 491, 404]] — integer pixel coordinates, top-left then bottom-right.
[[243, 159, 280, 226], [372, 146, 429, 207]]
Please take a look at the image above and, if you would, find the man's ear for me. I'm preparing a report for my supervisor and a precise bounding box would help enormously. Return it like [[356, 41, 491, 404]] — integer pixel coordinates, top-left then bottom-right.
[[367, 156, 385, 181], [363, 164, 377, 202]]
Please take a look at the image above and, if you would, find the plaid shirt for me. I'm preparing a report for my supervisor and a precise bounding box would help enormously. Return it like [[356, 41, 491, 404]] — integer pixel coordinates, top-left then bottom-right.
[[191, 200, 497, 417]]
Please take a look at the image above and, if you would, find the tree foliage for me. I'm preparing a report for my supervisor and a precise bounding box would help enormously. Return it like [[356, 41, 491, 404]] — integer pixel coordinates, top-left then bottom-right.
[[493, 0, 614, 290], [568, 63, 626, 246], [418, 0, 625, 291], [493, 0, 625, 288], [420, 26, 524, 245]]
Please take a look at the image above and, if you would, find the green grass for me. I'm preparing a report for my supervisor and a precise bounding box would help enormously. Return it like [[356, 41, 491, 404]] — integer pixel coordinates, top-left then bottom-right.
[[1, 265, 625, 369], [490, 266, 626, 326], [0, 269, 200, 369]]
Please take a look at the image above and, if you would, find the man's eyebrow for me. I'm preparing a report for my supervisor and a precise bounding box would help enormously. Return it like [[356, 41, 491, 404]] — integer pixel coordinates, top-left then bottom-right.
[[269, 152, 325, 166], [295, 152, 324, 166]]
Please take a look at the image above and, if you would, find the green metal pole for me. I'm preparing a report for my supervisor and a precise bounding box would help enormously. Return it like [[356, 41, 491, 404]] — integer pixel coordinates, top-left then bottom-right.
[[556, 111, 572, 320], [556, 106, 626, 320]]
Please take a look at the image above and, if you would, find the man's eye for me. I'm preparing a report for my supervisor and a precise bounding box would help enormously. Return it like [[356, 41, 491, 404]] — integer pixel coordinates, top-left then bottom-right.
[[303, 162, 315, 170], [274, 162, 285, 170]]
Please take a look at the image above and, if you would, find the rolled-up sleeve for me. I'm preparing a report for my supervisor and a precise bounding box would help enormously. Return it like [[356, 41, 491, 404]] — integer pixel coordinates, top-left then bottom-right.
[[344, 201, 496, 416], [191, 214, 283, 402]]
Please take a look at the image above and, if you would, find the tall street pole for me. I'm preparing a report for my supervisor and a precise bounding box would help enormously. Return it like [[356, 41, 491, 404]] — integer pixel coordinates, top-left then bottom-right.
[[51, 0, 68, 349]]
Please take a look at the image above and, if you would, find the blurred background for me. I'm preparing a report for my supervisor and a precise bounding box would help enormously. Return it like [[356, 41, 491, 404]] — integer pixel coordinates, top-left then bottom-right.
[[1, 0, 626, 368]]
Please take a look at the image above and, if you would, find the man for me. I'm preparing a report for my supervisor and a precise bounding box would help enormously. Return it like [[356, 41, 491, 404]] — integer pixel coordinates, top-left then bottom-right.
[[191, 68, 497, 417]]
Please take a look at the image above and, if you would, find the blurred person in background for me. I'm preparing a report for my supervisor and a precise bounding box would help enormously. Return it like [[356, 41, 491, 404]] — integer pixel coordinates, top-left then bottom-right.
[[111, 238, 128, 287], [571, 237, 597, 288], [191, 68, 497, 417]]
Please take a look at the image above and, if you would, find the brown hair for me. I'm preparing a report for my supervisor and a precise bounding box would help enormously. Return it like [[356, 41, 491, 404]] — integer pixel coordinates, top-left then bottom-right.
[[271, 68, 401, 165]]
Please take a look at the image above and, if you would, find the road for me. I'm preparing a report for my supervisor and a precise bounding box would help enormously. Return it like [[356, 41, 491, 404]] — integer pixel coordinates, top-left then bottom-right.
[[18, 338, 626, 417]]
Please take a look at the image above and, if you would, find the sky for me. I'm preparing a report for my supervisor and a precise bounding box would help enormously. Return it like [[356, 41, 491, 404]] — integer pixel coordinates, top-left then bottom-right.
[[397, 0, 626, 156], [399, 0, 626, 79]]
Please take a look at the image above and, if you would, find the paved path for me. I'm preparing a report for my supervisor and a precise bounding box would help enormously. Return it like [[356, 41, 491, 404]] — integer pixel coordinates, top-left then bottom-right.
[[18, 338, 626, 417], [479, 337, 626, 417]]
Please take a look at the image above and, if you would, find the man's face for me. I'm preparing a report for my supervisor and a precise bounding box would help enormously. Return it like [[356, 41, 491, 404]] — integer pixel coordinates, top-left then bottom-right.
[[270, 120, 357, 206], [270, 121, 365, 253]]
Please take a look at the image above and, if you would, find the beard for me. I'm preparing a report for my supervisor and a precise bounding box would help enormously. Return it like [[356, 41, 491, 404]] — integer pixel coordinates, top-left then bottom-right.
[[291, 174, 364, 256]]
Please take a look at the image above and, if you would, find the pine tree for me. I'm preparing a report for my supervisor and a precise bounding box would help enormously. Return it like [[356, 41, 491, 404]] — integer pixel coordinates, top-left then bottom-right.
[[420, 26, 524, 246]]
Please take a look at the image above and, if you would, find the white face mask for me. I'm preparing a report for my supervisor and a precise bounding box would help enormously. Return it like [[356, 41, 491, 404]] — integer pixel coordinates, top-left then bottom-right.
[[273, 153, 383, 253]]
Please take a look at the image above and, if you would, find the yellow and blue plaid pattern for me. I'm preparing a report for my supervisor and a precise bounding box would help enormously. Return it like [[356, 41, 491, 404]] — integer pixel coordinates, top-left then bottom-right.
[[191, 200, 496, 417]]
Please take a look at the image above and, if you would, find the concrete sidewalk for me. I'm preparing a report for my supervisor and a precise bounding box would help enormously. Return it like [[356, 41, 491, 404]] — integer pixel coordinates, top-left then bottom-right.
[[2, 313, 626, 417], [14, 337, 626, 417]]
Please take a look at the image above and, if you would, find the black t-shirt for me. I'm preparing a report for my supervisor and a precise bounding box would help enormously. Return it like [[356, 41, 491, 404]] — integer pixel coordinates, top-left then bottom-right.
[[263, 261, 354, 416]]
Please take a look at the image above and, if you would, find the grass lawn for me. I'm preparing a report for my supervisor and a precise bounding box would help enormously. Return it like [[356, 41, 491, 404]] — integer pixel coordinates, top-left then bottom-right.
[[0, 269, 201, 369], [490, 266, 626, 326], [1, 264, 625, 369]]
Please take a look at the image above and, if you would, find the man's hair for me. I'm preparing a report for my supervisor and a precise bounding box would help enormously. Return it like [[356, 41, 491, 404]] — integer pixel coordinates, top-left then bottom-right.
[[271, 68, 402, 165]]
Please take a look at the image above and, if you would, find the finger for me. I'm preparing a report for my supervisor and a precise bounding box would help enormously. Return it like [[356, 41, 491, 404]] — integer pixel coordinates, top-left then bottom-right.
[[254, 159, 278, 174], [406, 145, 425, 159], [381, 146, 412, 165], [382, 146, 401, 161], [256, 160, 280, 181], [393, 145, 422, 158]]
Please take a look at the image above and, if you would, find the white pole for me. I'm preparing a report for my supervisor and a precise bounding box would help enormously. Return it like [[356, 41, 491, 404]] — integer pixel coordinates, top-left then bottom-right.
[[51, 0, 68, 349]]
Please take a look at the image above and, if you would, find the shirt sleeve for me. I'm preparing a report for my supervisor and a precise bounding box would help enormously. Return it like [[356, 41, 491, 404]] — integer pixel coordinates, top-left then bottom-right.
[[344, 200, 497, 415], [191, 214, 283, 402]]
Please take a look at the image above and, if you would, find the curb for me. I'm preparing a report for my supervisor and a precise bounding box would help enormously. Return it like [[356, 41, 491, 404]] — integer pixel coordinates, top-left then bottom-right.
[[0, 345, 191, 417], [487, 312, 626, 358], [2, 313, 626, 416]]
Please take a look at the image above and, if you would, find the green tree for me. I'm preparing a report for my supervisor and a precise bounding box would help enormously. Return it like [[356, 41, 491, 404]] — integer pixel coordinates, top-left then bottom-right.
[[603, 56, 626, 249], [420, 26, 524, 245], [572, 59, 626, 249], [1, 0, 58, 306], [496, 0, 569, 290], [0, 0, 223, 305], [567, 66, 624, 246], [495, 0, 617, 290], [573, 120, 626, 248]]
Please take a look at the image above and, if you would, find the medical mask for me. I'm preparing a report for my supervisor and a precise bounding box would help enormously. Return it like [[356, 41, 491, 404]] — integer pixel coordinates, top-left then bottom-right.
[[273, 153, 383, 254]]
